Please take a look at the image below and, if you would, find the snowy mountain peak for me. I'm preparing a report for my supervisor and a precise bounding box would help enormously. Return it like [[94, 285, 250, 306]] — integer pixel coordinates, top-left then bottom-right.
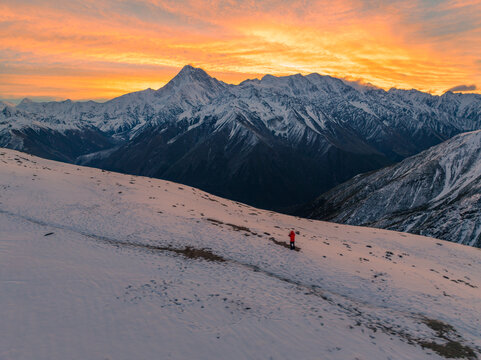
[[172, 64, 209, 81], [253, 72, 320, 97], [260, 74, 277, 82], [17, 98, 34, 107], [260, 72, 308, 85], [158, 65, 228, 104], [165, 65, 223, 89], [1, 103, 22, 118], [0, 100, 15, 108]]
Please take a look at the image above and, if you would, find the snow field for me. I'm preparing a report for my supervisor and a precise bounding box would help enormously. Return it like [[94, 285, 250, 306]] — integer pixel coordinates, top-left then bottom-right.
[[0, 149, 480, 360]]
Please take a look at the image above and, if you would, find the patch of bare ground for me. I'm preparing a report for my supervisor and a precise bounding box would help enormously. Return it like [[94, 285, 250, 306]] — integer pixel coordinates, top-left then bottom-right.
[[129, 243, 225, 262], [87, 234, 226, 263], [417, 319, 478, 359], [205, 218, 252, 233], [169, 246, 226, 262], [351, 316, 479, 360], [127, 242, 226, 262]]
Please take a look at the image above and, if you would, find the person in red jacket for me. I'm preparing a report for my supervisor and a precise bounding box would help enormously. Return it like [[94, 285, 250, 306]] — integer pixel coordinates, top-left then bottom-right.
[[289, 230, 296, 250]]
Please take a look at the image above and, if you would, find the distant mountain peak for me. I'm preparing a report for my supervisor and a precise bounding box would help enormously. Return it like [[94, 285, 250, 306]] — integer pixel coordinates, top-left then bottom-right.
[[19, 98, 34, 106], [0, 100, 15, 108], [179, 64, 205, 75], [159, 65, 227, 102], [261, 74, 277, 81], [167, 65, 215, 86]]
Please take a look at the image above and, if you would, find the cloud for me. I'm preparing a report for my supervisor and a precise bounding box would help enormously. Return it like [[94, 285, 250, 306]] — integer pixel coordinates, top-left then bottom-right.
[[1, 0, 481, 99], [447, 84, 477, 92]]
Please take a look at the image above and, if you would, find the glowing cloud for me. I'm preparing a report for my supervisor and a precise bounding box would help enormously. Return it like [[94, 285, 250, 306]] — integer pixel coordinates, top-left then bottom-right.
[[447, 84, 478, 92], [1, 0, 480, 101]]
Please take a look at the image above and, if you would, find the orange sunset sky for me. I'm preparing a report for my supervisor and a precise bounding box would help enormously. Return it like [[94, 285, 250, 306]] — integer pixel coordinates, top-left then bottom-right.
[[1, 0, 481, 102]]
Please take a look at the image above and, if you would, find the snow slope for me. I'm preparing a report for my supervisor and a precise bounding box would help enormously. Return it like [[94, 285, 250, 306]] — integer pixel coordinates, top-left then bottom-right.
[[303, 130, 481, 247], [1, 148, 480, 360]]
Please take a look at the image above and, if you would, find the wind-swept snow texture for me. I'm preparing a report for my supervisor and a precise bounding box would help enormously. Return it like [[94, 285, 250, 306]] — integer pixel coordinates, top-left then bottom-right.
[[1, 148, 480, 360], [304, 130, 481, 248], [2, 65, 481, 209]]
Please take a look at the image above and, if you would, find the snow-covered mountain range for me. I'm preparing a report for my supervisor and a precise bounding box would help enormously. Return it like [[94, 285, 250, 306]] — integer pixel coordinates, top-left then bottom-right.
[[1, 148, 480, 359], [2, 65, 481, 209], [302, 130, 481, 247]]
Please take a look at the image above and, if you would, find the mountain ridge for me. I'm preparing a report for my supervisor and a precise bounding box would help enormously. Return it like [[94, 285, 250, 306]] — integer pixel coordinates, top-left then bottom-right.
[[2, 65, 481, 209], [301, 130, 481, 247]]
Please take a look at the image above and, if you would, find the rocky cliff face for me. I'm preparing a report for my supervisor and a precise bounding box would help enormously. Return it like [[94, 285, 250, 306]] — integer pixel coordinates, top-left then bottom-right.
[[302, 130, 481, 247]]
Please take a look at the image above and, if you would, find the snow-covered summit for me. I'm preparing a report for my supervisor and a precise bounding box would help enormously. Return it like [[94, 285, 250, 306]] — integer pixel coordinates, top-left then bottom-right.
[[0, 100, 16, 108], [156, 65, 229, 107], [17, 97, 34, 106], [164, 64, 224, 89]]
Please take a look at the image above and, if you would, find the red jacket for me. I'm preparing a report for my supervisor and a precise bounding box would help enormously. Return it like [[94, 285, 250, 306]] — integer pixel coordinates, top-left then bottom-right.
[[289, 231, 295, 242]]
